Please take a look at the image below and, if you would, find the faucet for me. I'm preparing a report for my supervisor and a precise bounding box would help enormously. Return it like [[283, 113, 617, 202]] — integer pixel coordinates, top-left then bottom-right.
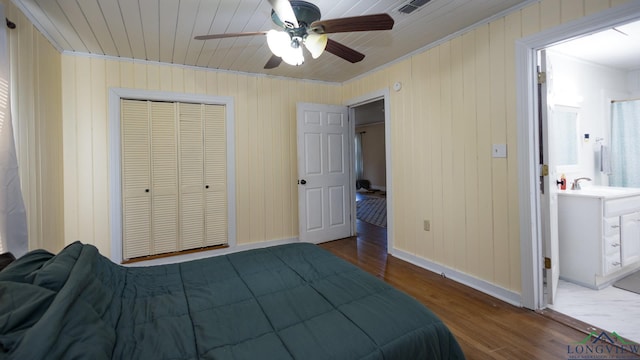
[[571, 177, 592, 190]]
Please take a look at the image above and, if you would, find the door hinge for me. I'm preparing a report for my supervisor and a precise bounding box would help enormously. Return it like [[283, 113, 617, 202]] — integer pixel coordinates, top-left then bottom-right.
[[540, 164, 549, 177], [544, 257, 551, 269], [538, 71, 546, 84]]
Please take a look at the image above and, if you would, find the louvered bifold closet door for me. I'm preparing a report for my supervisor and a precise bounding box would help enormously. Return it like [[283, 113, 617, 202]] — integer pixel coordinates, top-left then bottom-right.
[[122, 100, 179, 259], [121, 100, 152, 259], [150, 102, 179, 255], [203, 104, 227, 246], [178, 103, 206, 250], [122, 100, 228, 259]]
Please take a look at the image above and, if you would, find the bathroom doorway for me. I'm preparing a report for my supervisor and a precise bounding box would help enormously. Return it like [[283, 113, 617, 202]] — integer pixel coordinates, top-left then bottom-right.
[[523, 12, 640, 342]]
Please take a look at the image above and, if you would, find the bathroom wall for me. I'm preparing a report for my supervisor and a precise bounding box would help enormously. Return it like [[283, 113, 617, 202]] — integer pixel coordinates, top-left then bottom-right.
[[547, 50, 632, 186], [629, 69, 640, 95]]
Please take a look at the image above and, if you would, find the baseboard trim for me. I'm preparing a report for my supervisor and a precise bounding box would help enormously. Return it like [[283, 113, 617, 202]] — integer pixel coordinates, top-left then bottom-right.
[[391, 248, 523, 307], [121, 239, 522, 308], [123, 238, 299, 267]]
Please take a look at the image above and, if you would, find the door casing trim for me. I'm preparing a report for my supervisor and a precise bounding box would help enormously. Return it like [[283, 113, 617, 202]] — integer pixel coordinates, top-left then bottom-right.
[[108, 88, 236, 264], [345, 89, 392, 251], [516, 2, 640, 310]]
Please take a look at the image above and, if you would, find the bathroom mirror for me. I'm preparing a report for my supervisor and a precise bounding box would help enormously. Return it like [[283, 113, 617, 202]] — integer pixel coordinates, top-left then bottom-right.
[[552, 105, 580, 169]]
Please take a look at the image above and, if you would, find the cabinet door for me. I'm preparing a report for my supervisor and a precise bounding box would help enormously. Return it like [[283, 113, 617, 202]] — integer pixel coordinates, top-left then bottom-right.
[[121, 100, 152, 259], [150, 102, 179, 255], [621, 212, 640, 266], [178, 103, 205, 250], [203, 104, 227, 246]]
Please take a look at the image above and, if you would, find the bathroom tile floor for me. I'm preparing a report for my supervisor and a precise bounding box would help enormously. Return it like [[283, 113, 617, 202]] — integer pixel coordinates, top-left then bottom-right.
[[549, 279, 640, 343]]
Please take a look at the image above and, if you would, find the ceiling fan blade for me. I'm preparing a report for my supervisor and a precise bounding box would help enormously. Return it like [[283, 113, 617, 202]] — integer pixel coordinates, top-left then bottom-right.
[[195, 31, 267, 40], [325, 39, 365, 63], [268, 0, 299, 28], [310, 14, 394, 34], [264, 55, 283, 69]]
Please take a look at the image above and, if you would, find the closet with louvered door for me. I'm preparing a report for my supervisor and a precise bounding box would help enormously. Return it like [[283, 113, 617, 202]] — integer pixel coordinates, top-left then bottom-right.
[[178, 103, 227, 250], [121, 100, 179, 259], [121, 99, 228, 260], [149, 102, 179, 254], [178, 103, 205, 250], [121, 100, 152, 259], [203, 104, 227, 246]]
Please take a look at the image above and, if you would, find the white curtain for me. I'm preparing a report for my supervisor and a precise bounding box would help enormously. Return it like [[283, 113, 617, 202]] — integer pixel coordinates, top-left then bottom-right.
[[0, 5, 28, 257], [354, 132, 364, 180], [610, 99, 640, 188]]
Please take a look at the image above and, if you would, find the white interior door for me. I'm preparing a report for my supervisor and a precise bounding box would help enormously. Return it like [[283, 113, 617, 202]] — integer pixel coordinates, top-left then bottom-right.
[[297, 103, 352, 244], [539, 50, 560, 305]]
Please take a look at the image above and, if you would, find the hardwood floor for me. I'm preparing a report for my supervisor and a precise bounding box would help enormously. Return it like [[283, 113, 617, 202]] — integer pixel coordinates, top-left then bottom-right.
[[320, 220, 640, 360]]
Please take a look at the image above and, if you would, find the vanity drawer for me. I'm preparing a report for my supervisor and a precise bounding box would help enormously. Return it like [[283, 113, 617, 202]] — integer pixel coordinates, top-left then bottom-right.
[[604, 234, 621, 255], [603, 217, 621, 236], [604, 252, 622, 274], [605, 196, 640, 217]]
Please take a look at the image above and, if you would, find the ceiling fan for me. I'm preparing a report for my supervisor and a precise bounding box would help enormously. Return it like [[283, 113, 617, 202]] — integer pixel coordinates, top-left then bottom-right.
[[194, 0, 394, 69]]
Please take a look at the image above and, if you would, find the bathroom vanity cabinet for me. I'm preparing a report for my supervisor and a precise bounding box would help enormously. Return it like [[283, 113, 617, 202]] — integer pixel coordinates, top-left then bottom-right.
[[621, 211, 640, 266], [558, 187, 640, 289]]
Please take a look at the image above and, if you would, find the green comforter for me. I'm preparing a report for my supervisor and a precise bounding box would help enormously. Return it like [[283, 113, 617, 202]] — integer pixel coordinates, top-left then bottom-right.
[[0, 242, 465, 359]]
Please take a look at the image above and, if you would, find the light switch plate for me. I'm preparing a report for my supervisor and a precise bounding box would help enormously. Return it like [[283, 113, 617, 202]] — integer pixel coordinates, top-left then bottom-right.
[[492, 144, 507, 158]]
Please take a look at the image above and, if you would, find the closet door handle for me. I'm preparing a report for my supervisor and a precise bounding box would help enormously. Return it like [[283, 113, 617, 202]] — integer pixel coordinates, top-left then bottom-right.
[[145, 189, 150, 193], [205, 185, 210, 189]]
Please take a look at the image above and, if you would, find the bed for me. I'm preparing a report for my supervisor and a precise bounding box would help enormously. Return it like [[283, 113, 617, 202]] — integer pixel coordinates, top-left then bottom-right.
[[0, 241, 465, 359]]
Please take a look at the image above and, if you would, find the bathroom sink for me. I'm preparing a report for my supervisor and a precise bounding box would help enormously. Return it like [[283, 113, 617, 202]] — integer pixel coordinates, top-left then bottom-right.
[[563, 186, 640, 198]]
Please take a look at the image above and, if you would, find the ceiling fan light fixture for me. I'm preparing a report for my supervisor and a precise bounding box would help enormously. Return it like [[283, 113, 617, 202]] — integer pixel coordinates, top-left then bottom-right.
[[266, 29, 292, 57], [282, 44, 305, 66], [305, 33, 328, 59], [267, 30, 305, 66], [196, 1, 395, 69]]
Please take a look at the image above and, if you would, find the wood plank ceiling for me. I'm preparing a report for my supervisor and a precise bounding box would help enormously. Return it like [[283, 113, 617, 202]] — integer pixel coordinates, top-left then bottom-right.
[[12, 0, 532, 83]]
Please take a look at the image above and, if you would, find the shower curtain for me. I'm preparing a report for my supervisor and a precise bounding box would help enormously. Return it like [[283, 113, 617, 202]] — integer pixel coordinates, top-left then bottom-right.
[[610, 99, 640, 188]]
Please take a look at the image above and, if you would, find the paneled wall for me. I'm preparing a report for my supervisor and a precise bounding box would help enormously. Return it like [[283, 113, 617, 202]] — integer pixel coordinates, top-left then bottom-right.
[[8, 0, 632, 298], [60, 56, 342, 254], [343, 0, 629, 293], [355, 123, 386, 189], [4, 0, 64, 253]]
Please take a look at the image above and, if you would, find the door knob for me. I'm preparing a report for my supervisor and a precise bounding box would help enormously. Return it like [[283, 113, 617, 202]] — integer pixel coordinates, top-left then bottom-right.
[[299, 179, 307, 185]]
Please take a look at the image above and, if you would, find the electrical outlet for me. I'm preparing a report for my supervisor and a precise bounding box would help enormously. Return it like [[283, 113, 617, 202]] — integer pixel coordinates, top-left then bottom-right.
[[423, 220, 430, 231]]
